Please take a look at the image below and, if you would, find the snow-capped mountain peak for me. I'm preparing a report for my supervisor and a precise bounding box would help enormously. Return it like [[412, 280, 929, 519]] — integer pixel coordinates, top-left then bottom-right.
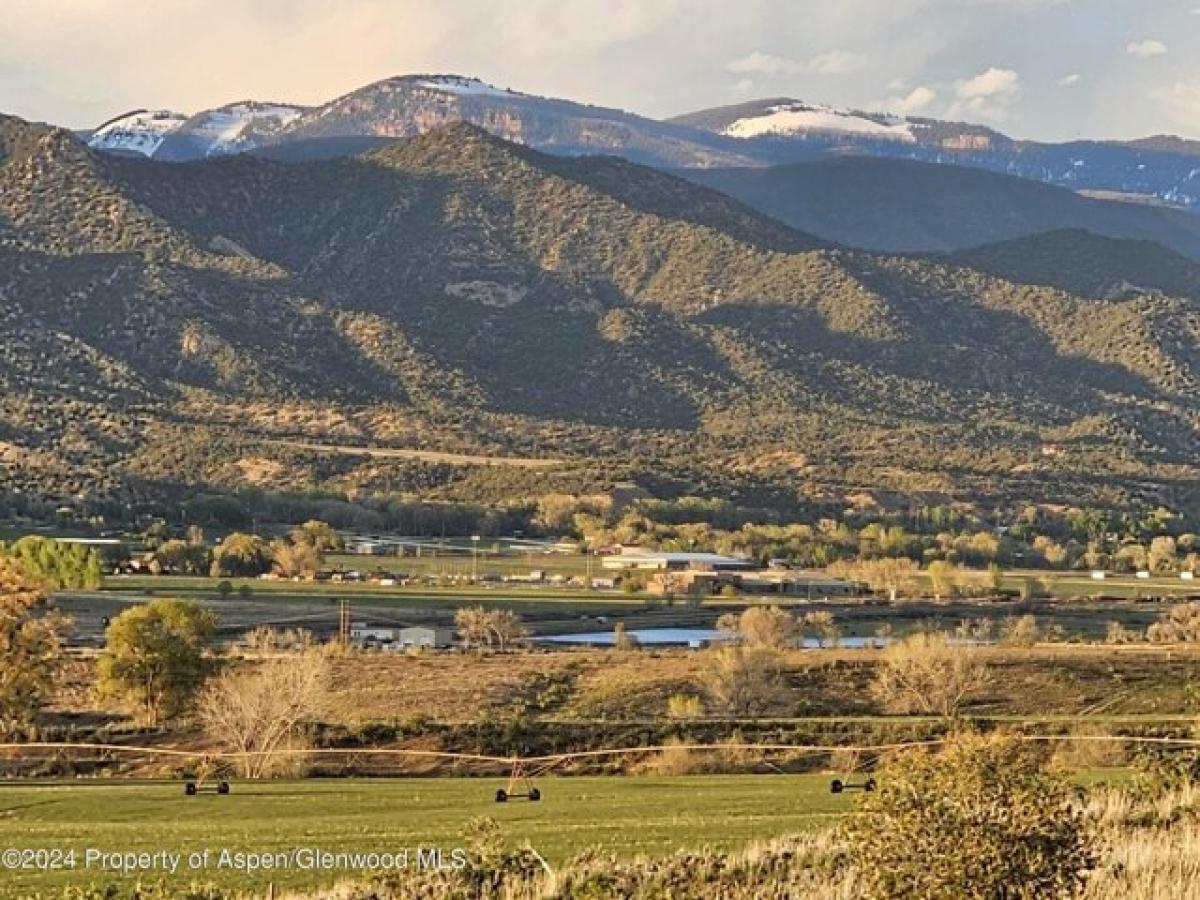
[[87, 109, 189, 157], [721, 100, 915, 142], [181, 101, 307, 155], [413, 75, 519, 98]]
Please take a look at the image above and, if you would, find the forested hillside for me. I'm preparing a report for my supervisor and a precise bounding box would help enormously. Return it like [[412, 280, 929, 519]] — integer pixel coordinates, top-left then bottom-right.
[[1, 115, 1198, 517]]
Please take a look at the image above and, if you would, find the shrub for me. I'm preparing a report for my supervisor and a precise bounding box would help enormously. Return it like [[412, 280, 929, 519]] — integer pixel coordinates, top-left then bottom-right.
[[844, 732, 1096, 899], [871, 632, 991, 718], [704, 645, 788, 716], [665, 693, 704, 719]]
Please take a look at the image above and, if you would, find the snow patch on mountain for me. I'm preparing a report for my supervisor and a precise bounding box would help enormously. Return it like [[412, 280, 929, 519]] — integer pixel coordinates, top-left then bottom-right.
[[415, 76, 516, 98], [723, 103, 915, 142], [87, 109, 189, 157], [183, 102, 306, 155]]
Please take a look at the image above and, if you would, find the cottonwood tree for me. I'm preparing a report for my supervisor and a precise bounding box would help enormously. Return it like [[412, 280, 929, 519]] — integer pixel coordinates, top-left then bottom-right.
[[289, 520, 343, 553], [197, 652, 331, 777], [832, 557, 918, 602], [270, 539, 322, 579], [152, 540, 210, 576], [209, 533, 273, 578], [97, 599, 217, 725], [0, 557, 71, 734], [718, 606, 797, 649], [926, 560, 961, 601], [740, 606, 797, 649], [455, 606, 528, 650], [871, 631, 992, 718], [802, 610, 841, 648]]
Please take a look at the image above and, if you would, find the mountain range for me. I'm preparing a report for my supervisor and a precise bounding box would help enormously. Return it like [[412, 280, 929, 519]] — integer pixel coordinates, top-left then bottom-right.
[[70, 73, 1200, 270], [2, 109, 1199, 518]]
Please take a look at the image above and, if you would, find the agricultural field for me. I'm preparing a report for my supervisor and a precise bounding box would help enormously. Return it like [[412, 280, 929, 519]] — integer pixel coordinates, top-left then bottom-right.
[[0, 775, 848, 897]]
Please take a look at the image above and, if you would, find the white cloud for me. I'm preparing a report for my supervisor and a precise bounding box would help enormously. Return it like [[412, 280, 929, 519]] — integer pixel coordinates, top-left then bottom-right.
[[956, 66, 1020, 99], [727, 51, 803, 76], [1058, 73, 1080, 87], [808, 49, 868, 75], [1126, 39, 1168, 58], [889, 85, 938, 114], [948, 66, 1021, 120], [730, 78, 756, 95], [727, 48, 867, 78]]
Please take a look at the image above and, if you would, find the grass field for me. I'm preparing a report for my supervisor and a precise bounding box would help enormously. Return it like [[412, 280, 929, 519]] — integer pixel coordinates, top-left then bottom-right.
[[0, 776, 848, 897]]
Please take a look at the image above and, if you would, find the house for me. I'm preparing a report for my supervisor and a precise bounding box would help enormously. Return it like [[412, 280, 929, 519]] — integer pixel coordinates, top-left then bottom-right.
[[397, 626, 456, 649]]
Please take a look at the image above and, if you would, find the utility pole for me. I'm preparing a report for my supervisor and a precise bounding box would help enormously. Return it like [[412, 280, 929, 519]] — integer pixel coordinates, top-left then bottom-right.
[[338, 598, 351, 648], [471, 534, 481, 584]]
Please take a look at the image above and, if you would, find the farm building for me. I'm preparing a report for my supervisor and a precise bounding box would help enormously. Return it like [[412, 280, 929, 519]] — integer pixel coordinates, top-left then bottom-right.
[[397, 626, 456, 649], [349, 624, 457, 649], [349, 623, 399, 645], [739, 571, 861, 598], [601, 549, 754, 572]]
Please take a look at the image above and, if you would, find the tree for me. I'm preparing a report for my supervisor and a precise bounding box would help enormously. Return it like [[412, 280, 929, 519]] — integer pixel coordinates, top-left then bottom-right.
[[3, 536, 102, 589], [0, 557, 71, 733], [290, 520, 343, 553], [986, 562, 1004, 592], [612, 621, 640, 651], [802, 610, 841, 648], [152, 540, 210, 576], [270, 539, 322, 579], [735, 606, 797, 649], [197, 652, 330, 778], [832, 557, 918, 603], [926, 560, 960, 601], [454, 606, 528, 650], [871, 632, 992, 718], [209, 533, 273, 578], [97, 599, 217, 725], [1147, 603, 1200, 643], [704, 645, 787, 715], [1000, 614, 1041, 647], [1148, 536, 1179, 574], [845, 732, 1095, 899]]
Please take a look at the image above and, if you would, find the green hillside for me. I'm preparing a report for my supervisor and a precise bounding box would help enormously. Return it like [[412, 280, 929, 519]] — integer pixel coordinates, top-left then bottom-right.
[[1, 115, 1198, 517]]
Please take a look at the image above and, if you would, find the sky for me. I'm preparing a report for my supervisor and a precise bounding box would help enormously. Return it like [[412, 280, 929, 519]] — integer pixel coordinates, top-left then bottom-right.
[[1, 0, 1198, 141]]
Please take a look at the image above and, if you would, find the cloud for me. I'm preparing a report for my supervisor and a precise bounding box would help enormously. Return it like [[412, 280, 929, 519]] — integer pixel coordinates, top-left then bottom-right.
[[1126, 39, 1168, 58], [956, 66, 1020, 99], [1058, 73, 1080, 87], [808, 50, 868, 75], [948, 66, 1021, 120], [882, 85, 938, 114], [727, 51, 803, 76], [726, 48, 866, 78]]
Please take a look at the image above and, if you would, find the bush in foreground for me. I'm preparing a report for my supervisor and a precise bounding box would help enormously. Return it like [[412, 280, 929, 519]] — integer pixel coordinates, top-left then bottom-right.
[[844, 732, 1096, 899]]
